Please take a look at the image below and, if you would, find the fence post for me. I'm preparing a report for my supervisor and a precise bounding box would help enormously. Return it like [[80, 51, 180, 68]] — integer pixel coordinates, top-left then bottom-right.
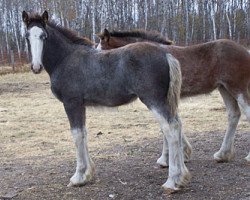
[[10, 50, 15, 71]]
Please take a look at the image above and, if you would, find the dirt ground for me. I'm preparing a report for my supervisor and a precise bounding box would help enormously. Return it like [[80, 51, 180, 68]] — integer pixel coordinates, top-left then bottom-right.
[[0, 72, 249, 200]]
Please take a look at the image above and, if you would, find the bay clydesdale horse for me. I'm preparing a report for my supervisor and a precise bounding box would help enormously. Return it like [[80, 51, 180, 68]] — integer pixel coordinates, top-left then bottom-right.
[[96, 29, 250, 165]]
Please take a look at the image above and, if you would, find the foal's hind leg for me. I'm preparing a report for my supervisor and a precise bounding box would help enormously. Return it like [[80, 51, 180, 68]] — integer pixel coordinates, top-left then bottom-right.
[[63, 102, 95, 187], [156, 134, 168, 167], [152, 108, 191, 192], [157, 132, 192, 167], [214, 86, 241, 162]]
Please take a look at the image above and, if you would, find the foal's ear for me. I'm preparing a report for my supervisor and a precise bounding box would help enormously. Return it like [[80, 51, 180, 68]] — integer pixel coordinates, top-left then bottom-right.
[[103, 28, 110, 42], [42, 10, 49, 24], [22, 11, 29, 25]]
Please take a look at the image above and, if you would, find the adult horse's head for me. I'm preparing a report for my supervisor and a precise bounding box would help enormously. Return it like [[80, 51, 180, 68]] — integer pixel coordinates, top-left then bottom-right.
[[22, 11, 48, 74]]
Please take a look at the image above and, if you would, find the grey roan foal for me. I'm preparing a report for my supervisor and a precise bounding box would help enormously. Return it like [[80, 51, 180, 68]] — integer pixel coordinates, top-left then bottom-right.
[[22, 11, 190, 193]]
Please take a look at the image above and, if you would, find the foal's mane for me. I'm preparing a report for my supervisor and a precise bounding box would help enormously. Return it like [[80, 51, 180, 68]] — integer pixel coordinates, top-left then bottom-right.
[[109, 30, 173, 45], [28, 14, 94, 47], [47, 22, 94, 47]]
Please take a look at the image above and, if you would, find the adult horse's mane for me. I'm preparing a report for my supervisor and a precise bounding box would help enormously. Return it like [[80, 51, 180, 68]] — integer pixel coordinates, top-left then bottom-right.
[[109, 30, 173, 45], [28, 13, 94, 47]]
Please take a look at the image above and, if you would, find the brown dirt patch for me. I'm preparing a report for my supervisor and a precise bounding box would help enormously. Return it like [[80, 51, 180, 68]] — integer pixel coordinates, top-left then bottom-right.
[[0, 72, 249, 200]]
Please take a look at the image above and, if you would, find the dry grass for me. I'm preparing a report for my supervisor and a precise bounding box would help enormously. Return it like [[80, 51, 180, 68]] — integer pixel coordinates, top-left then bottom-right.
[[0, 65, 30, 75]]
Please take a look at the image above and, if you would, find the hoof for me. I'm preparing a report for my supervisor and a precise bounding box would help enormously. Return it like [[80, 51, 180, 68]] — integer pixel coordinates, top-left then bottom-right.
[[67, 182, 80, 187], [162, 184, 180, 194], [156, 156, 168, 168], [213, 150, 234, 163], [68, 163, 95, 187], [67, 173, 90, 187], [162, 168, 191, 193], [67, 182, 85, 187], [165, 188, 179, 195]]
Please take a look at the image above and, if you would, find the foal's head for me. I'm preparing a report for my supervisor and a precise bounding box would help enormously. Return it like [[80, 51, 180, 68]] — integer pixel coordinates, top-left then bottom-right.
[[96, 29, 173, 50], [22, 11, 48, 74]]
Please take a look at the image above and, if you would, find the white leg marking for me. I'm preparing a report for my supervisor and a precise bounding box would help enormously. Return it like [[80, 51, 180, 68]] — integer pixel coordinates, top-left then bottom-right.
[[237, 94, 250, 162], [214, 88, 240, 162], [157, 134, 168, 167], [68, 128, 95, 187], [29, 26, 44, 71], [157, 129, 192, 167], [152, 109, 190, 192], [237, 94, 250, 119]]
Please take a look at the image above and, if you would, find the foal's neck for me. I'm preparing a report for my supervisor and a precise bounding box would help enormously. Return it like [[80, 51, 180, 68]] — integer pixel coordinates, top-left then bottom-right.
[[42, 26, 74, 75]]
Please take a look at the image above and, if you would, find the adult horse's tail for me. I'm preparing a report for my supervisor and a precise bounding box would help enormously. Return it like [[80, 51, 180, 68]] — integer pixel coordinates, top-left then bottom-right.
[[166, 54, 182, 116]]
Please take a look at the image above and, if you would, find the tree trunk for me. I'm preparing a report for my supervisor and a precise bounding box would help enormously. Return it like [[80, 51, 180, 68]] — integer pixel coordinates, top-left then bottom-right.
[[211, 2, 217, 40], [185, 0, 189, 45], [144, 0, 148, 30], [92, 0, 96, 42], [226, 7, 232, 39], [202, 0, 207, 41]]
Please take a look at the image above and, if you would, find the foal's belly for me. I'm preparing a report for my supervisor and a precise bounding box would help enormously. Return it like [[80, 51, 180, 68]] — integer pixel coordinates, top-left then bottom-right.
[[85, 93, 138, 107]]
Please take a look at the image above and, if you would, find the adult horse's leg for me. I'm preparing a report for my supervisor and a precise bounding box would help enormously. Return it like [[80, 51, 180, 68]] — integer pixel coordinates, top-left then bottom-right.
[[152, 108, 190, 192], [63, 101, 95, 186], [214, 86, 241, 162], [157, 132, 192, 167], [236, 92, 250, 162]]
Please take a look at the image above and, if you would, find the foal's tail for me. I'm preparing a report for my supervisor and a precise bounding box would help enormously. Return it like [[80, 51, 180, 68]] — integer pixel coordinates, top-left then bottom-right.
[[166, 53, 182, 116]]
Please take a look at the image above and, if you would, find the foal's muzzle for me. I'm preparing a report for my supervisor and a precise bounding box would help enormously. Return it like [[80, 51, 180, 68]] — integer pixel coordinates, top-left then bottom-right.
[[31, 64, 43, 74]]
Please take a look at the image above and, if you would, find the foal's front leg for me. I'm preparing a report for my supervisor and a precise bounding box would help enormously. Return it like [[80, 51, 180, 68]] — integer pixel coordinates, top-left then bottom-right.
[[63, 102, 95, 187]]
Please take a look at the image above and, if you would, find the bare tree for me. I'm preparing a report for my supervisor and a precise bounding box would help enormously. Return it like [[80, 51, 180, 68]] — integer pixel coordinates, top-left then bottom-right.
[[0, 0, 249, 68]]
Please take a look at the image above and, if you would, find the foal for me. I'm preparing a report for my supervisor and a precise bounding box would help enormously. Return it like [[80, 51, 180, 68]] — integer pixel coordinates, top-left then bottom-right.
[[22, 11, 190, 193], [96, 29, 250, 164]]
